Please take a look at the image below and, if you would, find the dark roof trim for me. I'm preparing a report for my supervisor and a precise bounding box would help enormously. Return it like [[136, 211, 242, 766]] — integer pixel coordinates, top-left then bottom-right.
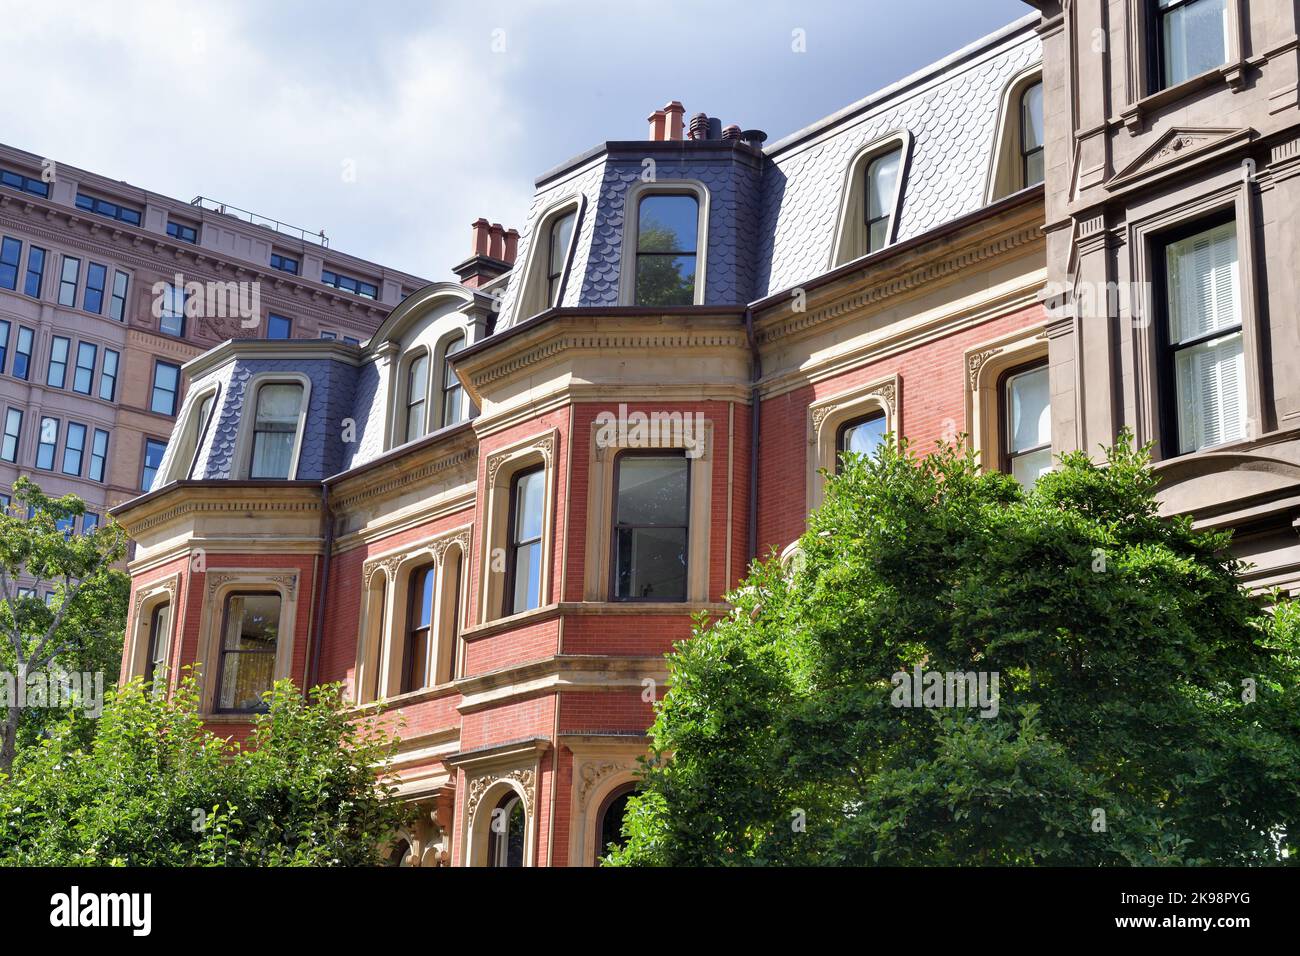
[[535, 138, 762, 188]]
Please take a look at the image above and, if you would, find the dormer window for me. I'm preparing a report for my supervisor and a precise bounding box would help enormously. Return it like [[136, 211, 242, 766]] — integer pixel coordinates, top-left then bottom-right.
[[249, 382, 304, 479], [634, 193, 699, 306], [865, 149, 902, 254], [547, 211, 575, 307], [832, 136, 909, 266], [1154, 0, 1228, 90], [441, 334, 465, 427], [1019, 82, 1044, 188], [404, 352, 429, 443]]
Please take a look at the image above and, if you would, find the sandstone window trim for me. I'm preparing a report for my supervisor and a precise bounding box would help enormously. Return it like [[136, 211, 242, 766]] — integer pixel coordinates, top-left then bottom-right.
[[985, 67, 1044, 202], [125, 572, 180, 685], [195, 568, 300, 718], [806, 375, 900, 514], [567, 743, 643, 867], [830, 132, 912, 268], [583, 415, 713, 604], [618, 179, 711, 307], [451, 740, 546, 867], [965, 330, 1049, 476], [355, 525, 472, 705], [478, 430, 558, 625]]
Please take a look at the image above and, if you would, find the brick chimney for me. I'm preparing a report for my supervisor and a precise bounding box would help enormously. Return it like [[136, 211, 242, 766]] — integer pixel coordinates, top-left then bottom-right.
[[648, 101, 685, 141], [454, 218, 517, 289]]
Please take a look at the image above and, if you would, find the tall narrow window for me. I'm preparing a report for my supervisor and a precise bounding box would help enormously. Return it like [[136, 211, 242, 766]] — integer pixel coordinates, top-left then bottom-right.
[[441, 335, 465, 427], [267, 314, 292, 339], [1003, 361, 1052, 488], [142, 437, 166, 490], [487, 792, 526, 867], [866, 149, 902, 253], [24, 247, 45, 299], [83, 262, 107, 314], [1155, 0, 1228, 90], [404, 353, 428, 443], [108, 270, 129, 321], [634, 193, 698, 306], [547, 211, 576, 306], [62, 422, 85, 476], [1020, 81, 1044, 188], [47, 336, 69, 388], [0, 237, 20, 290], [612, 452, 689, 602], [0, 320, 8, 373], [1, 409, 21, 463], [215, 593, 281, 714], [1161, 218, 1244, 454], [596, 784, 636, 863], [159, 283, 186, 337], [151, 361, 180, 416], [144, 602, 172, 690], [249, 383, 303, 479], [35, 417, 58, 470], [402, 564, 436, 694], [836, 411, 887, 471], [188, 392, 216, 478], [99, 348, 120, 402], [58, 256, 79, 307], [13, 327, 33, 380], [73, 342, 96, 394], [89, 428, 109, 482], [504, 465, 545, 616]]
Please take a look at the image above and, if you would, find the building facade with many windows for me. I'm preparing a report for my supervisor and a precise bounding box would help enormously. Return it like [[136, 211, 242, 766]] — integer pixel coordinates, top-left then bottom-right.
[[0, 142, 428, 584], [110, 1, 1300, 866]]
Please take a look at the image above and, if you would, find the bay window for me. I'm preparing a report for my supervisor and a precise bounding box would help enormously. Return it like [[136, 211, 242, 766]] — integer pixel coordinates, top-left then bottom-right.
[[611, 452, 688, 602]]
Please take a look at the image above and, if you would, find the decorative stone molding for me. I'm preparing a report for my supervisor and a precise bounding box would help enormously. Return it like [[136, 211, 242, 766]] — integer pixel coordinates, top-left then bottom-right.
[[967, 348, 1001, 391], [486, 435, 554, 486], [132, 577, 177, 619], [466, 767, 536, 823], [205, 570, 299, 600], [576, 759, 633, 809], [362, 555, 402, 589], [808, 382, 897, 445]]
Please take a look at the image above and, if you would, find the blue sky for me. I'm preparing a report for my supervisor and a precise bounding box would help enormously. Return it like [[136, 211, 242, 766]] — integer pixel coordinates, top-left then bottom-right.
[[0, 0, 1031, 280]]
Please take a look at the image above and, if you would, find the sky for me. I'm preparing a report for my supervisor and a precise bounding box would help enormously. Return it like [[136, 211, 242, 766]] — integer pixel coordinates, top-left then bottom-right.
[[0, 0, 1032, 281]]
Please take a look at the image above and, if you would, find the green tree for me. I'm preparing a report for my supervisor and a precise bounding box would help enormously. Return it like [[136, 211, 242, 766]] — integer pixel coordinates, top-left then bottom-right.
[[609, 436, 1300, 866], [0, 675, 410, 866], [0, 477, 128, 771]]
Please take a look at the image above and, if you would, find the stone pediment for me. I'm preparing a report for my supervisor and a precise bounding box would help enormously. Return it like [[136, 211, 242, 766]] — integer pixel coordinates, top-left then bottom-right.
[[1107, 128, 1252, 192]]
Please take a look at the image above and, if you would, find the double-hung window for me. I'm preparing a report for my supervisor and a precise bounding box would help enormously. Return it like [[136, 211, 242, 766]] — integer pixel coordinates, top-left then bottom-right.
[[62, 422, 85, 476], [159, 283, 186, 337], [13, 327, 33, 380], [634, 194, 698, 306], [35, 417, 58, 470], [215, 593, 280, 713], [547, 211, 575, 306], [99, 348, 120, 401], [1, 409, 21, 463], [89, 428, 109, 482], [248, 383, 303, 479], [58, 257, 80, 307], [0, 237, 20, 290], [1003, 361, 1052, 487], [865, 149, 902, 253], [83, 262, 107, 314], [47, 336, 69, 388], [1020, 82, 1045, 188], [402, 565, 436, 694], [1154, 0, 1229, 90], [151, 361, 180, 416], [441, 335, 465, 427], [108, 270, 129, 321], [611, 452, 689, 602], [1160, 217, 1245, 454], [404, 353, 428, 444], [73, 342, 96, 394], [504, 466, 545, 615], [24, 247, 45, 298]]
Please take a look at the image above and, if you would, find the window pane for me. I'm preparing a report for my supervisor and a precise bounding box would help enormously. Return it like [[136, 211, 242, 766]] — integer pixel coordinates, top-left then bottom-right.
[[1008, 365, 1051, 454], [514, 469, 545, 542], [549, 212, 575, 278], [1166, 220, 1238, 344], [867, 149, 901, 223], [615, 455, 688, 526], [250, 384, 302, 479], [267, 314, 292, 339], [1011, 446, 1054, 489], [1161, 0, 1228, 88], [414, 566, 435, 629], [512, 540, 541, 613], [615, 526, 688, 601], [637, 195, 697, 253], [143, 438, 166, 490], [635, 254, 696, 306], [1020, 83, 1044, 154], [840, 414, 887, 459], [1175, 330, 1245, 453], [218, 594, 280, 712]]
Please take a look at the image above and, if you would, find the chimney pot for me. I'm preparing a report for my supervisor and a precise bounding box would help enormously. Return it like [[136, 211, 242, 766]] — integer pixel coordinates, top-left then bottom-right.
[[503, 228, 520, 265], [648, 109, 667, 141], [471, 218, 492, 257], [664, 101, 685, 141], [487, 222, 505, 261]]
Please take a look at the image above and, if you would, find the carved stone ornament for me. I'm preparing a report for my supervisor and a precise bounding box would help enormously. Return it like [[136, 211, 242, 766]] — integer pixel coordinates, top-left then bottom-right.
[[466, 767, 536, 823]]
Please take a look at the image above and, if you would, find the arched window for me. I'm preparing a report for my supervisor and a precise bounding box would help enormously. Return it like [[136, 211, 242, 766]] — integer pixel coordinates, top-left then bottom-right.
[[441, 335, 465, 428], [634, 193, 699, 306], [836, 411, 887, 472], [385, 838, 412, 867], [547, 211, 576, 307], [865, 148, 902, 254], [504, 465, 545, 615], [404, 352, 429, 443], [144, 601, 172, 691], [1019, 81, 1044, 188], [487, 792, 526, 867], [595, 784, 636, 864], [248, 383, 304, 479], [402, 564, 435, 694]]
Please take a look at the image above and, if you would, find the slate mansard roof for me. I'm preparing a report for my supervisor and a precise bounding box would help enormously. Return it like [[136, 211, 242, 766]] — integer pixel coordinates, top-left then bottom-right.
[[145, 16, 1042, 490]]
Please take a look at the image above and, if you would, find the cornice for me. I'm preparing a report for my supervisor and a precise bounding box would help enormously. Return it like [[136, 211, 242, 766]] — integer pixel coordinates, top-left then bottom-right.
[[330, 443, 478, 514]]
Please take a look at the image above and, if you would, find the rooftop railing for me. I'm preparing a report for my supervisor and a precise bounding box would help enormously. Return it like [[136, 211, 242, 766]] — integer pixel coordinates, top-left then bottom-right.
[[190, 196, 329, 248]]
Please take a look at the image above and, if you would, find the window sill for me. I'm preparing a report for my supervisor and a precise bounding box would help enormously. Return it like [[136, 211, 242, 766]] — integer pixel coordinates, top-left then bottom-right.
[[353, 680, 460, 712], [557, 600, 730, 616], [1114, 62, 1245, 133], [463, 602, 562, 641]]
